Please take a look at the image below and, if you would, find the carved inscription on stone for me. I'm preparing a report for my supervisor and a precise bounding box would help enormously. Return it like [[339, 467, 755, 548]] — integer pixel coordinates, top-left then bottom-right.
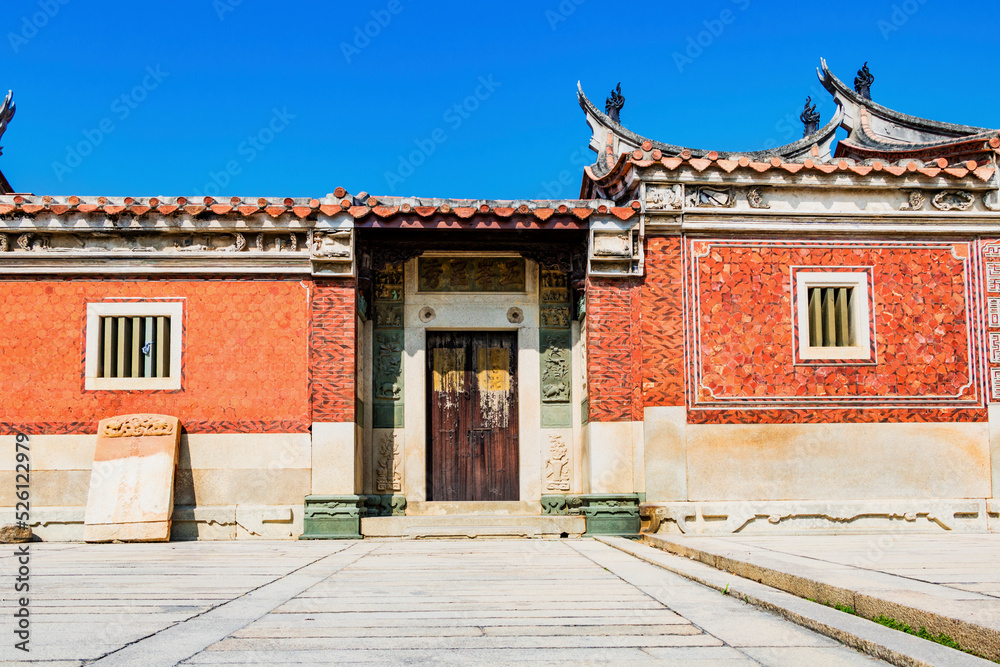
[[100, 415, 175, 438], [418, 257, 525, 292], [375, 431, 402, 492], [544, 435, 571, 492], [932, 190, 974, 212], [540, 306, 571, 328]]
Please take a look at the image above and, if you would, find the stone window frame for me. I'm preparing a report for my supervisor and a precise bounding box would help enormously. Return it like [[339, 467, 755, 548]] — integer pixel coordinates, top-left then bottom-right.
[[84, 301, 184, 391], [794, 270, 872, 362]]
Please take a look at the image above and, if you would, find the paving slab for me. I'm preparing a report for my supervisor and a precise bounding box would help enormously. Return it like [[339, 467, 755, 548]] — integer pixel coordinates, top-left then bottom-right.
[[641, 532, 1000, 662], [0, 539, 890, 665]]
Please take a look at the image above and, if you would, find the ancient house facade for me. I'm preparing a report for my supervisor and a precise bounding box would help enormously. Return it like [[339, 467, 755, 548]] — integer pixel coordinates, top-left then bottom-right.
[[1, 61, 998, 539]]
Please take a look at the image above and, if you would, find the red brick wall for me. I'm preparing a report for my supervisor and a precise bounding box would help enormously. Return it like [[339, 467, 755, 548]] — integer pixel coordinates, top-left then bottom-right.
[[0, 278, 311, 434], [685, 239, 986, 423], [586, 277, 642, 422], [642, 235, 685, 406], [310, 280, 356, 423]]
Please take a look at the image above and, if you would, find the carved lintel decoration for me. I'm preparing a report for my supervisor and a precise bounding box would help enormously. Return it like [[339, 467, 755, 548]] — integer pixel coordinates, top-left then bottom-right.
[[290, 233, 298, 252], [645, 185, 682, 211], [985, 192, 1000, 212], [932, 190, 974, 212], [16, 233, 31, 251], [746, 187, 770, 210], [375, 431, 402, 493], [220, 232, 246, 252], [687, 186, 736, 208], [899, 191, 926, 211], [100, 416, 174, 438], [544, 435, 571, 492], [0, 234, 7, 252], [418, 257, 525, 293], [255, 233, 264, 251]]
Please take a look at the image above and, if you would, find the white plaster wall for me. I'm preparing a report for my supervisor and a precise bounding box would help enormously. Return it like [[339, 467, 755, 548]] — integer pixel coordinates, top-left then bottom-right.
[[311, 422, 356, 495], [586, 421, 637, 493], [990, 404, 1000, 500], [644, 406, 687, 502], [686, 422, 992, 501]]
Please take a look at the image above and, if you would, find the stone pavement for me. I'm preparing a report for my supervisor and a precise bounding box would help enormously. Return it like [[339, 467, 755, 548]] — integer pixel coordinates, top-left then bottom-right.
[[0, 539, 887, 666], [642, 533, 1000, 663]]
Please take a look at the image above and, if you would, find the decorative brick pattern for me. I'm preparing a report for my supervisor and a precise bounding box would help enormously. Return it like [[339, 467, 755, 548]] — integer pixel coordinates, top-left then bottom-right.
[[587, 277, 642, 422], [982, 240, 1000, 403], [685, 239, 983, 422], [311, 280, 357, 422], [641, 235, 685, 406], [0, 279, 310, 432], [0, 420, 311, 436]]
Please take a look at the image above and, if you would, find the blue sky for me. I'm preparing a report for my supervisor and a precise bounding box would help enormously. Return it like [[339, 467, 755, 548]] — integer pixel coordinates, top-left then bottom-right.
[[2, 0, 998, 200]]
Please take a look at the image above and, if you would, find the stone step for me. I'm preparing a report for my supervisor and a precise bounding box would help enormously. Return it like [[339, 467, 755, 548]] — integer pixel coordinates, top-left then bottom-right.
[[361, 515, 586, 539]]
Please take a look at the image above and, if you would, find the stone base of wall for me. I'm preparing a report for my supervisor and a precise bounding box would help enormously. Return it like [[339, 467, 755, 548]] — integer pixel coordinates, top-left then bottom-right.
[[642, 499, 1000, 535], [0, 504, 304, 541]]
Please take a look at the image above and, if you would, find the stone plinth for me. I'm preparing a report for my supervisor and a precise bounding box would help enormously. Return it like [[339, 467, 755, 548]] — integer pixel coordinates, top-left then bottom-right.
[[83, 414, 181, 542]]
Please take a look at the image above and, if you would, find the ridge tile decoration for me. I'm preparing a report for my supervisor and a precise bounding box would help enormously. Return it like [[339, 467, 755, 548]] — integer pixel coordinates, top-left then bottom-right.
[[982, 240, 1000, 402], [311, 280, 357, 423], [641, 236, 685, 406], [586, 277, 642, 423], [0, 278, 310, 435], [685, 239, 985, 424]]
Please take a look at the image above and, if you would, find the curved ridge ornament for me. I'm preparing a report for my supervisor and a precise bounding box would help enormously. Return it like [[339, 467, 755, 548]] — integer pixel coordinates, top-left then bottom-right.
[[854, 62, 874, 100], [605, 83, 624, 123], [0, 90, 15, 155], [800, 96, 820, 137]]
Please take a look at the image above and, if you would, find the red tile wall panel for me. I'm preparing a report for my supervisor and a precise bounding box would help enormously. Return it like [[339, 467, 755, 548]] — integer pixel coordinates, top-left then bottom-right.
[[310, 280, 356, 423], [685, 239, 986, 424], [642, 235, 685, 406], [587, 277, 642, 422], [0, 278, 311, 434]]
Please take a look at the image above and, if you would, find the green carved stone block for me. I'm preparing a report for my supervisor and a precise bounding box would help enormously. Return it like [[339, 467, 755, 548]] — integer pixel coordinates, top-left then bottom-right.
[[578, 493, 641, 538], [300, 495, 365, 540]]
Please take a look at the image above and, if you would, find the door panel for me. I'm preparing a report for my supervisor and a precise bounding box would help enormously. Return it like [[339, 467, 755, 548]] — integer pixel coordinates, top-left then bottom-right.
[[427, 331, 519, 501]]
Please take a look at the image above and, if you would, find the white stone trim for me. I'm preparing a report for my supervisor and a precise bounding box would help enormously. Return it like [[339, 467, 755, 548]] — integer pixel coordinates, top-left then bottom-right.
[[84, 301, 184, 390], [794, 271, 871, 361]]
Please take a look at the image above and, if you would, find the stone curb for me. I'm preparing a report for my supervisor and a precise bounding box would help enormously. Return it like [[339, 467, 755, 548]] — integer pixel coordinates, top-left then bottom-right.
[[596, 536, 994, 667]]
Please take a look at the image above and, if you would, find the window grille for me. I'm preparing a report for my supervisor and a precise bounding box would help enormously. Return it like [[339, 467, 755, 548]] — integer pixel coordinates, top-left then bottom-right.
[[807, 287, 854, 348], [97, 316, 171, 379]]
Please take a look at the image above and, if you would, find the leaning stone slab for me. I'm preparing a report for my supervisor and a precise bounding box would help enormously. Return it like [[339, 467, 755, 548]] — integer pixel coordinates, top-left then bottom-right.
[[0, 523, 31, 543], [84, 414, 181, 542]]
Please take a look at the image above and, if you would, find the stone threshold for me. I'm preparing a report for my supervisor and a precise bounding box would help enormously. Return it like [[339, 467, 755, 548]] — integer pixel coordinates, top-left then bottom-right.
[[361, 515, 586, 539], [614, 534, 998, 666]]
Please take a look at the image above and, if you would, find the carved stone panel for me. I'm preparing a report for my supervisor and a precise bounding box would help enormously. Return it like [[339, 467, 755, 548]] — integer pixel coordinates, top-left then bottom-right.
[[592, 232, 631, 257], [310, 231, 352, 258], [687, 186, 736, 208], [418, 257, 525, 292], [374, 331, 404, 400], [540, 334, 572, 403], [932, 190, 974, 212], [375, 430, 402, 493], [645, 185, 682, 211], [544, 434, 571, 492]]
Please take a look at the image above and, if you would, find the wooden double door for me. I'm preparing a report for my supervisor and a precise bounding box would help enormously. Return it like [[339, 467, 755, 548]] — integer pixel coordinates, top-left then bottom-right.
[[427, 331, 519, 501]]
